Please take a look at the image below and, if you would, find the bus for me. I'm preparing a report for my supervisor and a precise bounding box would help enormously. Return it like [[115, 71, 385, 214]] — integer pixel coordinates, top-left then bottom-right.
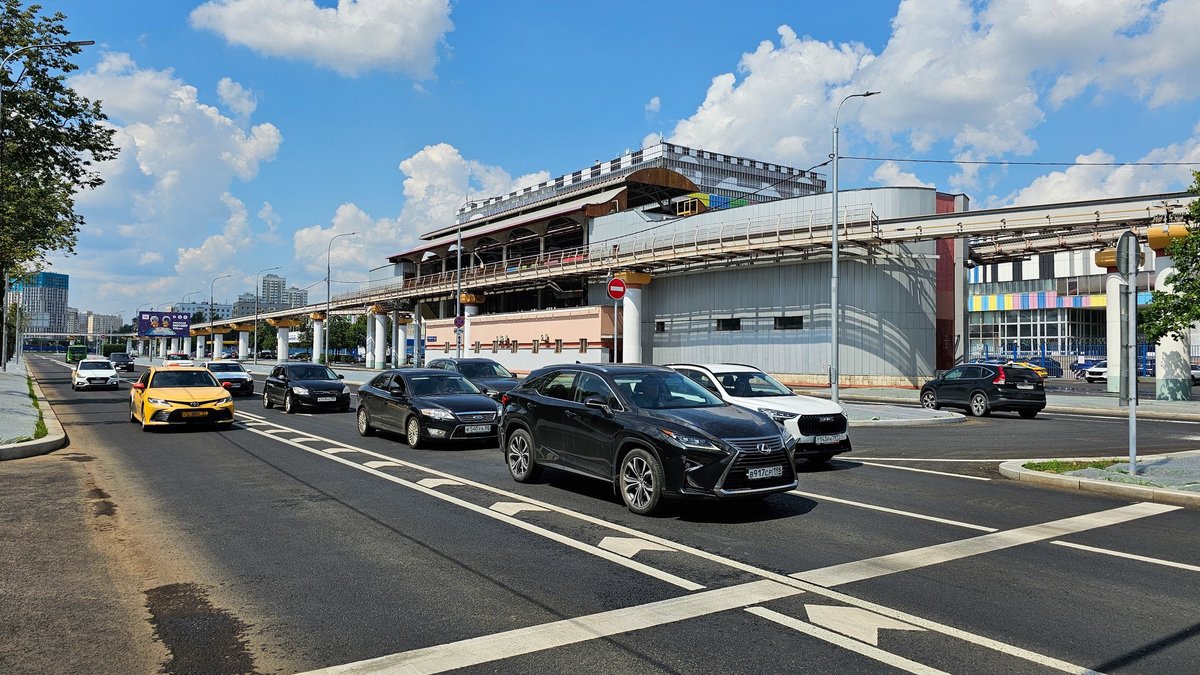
[[66, 344, 88, 363]]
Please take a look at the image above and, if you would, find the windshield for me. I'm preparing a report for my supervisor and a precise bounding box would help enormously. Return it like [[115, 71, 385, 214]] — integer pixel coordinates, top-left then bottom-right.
[[613, 371, 723, 410], [79, 361, 111, 371], [150, 371, 219, 388], [713, 371, 792, 397], [166, 354, 191, 361], [459, 362, 514, 379], [408, 374, 481, 396], [110, 353, 130, 361], [289, 365, 338, 380], [208, 363, 246, 373]]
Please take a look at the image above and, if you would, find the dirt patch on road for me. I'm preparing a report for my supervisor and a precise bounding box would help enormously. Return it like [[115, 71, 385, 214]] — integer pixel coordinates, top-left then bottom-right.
[[145, 582, 256, 675]]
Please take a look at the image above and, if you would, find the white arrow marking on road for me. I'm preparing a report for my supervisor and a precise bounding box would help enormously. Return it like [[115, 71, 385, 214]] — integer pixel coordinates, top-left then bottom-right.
[[490, 501, 550, 516], [323, 448, 361, 454], [805, 605, 924, 646], [417, 478, 464, 489], [363, 460, 403, 469], [598, 536, 678, 558]]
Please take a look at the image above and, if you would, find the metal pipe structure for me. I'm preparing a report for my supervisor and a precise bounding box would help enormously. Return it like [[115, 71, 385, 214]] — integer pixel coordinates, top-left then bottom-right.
[[324, 232, 356, 365], [0, 40, 94, 372], [830, 90, 879, 404], [254, 265, 281, 364]]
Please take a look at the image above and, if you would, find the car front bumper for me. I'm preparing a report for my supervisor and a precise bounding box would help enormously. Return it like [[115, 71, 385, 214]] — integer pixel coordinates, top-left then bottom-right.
[[293, 391, 351, 409], [143, 403, 235, 426], [75, 377, 119, 389]]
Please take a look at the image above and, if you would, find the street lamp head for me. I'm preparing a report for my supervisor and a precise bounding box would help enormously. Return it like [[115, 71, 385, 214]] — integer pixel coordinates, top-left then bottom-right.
[[66, 40, 95, 47], [862, 91, 881, 97]]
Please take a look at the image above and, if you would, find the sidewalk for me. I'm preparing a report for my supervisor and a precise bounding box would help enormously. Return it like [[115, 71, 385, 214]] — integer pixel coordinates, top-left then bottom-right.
[[0, 357, 67, 460]]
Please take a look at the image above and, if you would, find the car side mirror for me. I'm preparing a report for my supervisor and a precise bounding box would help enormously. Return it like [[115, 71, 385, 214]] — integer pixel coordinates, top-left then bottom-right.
[[583, 395, 612, 415], [132, 383, 145, 390], [389, 386, 405, 396], [338, 374, 345, 379]]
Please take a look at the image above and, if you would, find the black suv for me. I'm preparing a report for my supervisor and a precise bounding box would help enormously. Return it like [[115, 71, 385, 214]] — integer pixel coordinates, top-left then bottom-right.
[[263, 363, 351, 413], [108, 352, 135, 372], [500, 364, 796, 515], [920, 363, 1045, 418], [426, 357, 520, 399]]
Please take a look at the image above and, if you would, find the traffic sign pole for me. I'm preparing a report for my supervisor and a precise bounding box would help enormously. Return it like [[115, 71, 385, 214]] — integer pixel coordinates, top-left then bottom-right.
[[607, 278, 627, 363]]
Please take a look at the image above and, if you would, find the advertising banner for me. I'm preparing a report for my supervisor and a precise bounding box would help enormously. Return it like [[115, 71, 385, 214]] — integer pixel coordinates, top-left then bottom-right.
[[138, 312, 191, 338]]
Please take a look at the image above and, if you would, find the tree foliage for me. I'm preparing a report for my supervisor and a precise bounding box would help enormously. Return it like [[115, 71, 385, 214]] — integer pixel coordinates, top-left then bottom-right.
[[0, 1, 117, 312], [1140, 171, 1200, 344]]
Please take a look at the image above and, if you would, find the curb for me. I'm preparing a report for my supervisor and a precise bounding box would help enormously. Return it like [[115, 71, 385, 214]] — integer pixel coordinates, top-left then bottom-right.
[[998, 459, 1200, 508], [850, 412, 964, 427], [799, 391, 1200, 422], [0, 374, 67, 461]]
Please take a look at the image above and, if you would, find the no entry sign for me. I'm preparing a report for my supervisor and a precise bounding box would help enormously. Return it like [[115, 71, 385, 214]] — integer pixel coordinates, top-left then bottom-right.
[[607, 278, 627, 300]]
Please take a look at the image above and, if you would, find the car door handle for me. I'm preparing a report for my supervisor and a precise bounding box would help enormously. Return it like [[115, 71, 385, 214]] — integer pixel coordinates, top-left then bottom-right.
[[565, 410, 579, 420]]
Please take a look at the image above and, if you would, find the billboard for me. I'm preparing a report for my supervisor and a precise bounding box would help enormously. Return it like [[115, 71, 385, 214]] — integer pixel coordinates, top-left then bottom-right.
[[138, 312, 191, 337]]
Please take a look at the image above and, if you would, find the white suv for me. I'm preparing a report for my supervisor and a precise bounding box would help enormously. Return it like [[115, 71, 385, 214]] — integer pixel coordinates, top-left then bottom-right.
[[667, 363, 851, 464], [72, 357, 120, 391]]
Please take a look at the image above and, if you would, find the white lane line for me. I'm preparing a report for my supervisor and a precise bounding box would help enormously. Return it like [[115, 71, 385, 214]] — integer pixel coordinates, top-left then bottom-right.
[[416, 478, 465, 489], [234, 413, 1104, 673], [853, 458, 1013, 463], [363, 461, 404, 469], [790, 491, 997, 533], [302, 580, 799, 675], [746, 607, 946, 675], [792, 502, 1181, 588], [857, 461, 991, 481], [1051, 540, 1200, 572], [1045, 412, 1200, 425], [235, 419, 703, 591], [323, 448, 363, 455], [490, 501, 549, 516]]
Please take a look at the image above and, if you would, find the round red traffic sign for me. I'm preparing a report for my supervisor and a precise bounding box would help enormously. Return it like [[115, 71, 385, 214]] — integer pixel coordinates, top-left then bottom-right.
[[607, 278, 627, 300]]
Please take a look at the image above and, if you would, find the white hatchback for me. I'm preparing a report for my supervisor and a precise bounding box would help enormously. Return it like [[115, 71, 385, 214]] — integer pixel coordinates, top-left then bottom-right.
[[72, 358, 120, 391], [667, 363, 851, 464]]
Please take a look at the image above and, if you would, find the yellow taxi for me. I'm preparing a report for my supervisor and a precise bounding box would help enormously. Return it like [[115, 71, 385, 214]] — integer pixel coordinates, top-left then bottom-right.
[[129, 366, 235, 431], [1010, 361, 1048, 379]]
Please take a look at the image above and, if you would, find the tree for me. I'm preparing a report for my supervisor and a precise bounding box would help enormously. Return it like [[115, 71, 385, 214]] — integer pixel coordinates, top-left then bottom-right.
[[0, 2, 118, 313], [190, 311, 206, 325], [1140, 171, 1200, 344]]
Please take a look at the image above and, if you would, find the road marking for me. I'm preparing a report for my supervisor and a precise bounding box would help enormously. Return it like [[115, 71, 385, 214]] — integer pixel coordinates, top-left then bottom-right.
[[363, 460, 404, 469], [853, 457, 1013, 463], [804, 604, 925, 646], [1051, 540, 1200, 572], [790, 491, 997, 532], [1045, 412, 1200, 425], [322, 448, 363, 455], [490, 501, 549, 516], [301, 580, 799, 675], [748, 607, 943, 674], [416, 478, 464, 489], [857, 461, 991, 481], [792, 502, 1181, 587], [598, 536, 678, 558]]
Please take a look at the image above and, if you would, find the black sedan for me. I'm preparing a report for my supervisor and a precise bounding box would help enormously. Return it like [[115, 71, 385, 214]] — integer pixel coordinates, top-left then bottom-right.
[[204, 361, 255, 396], [108, 352, 136, 372], [500, 364, 796, 515], [920, 363, 1045, 418], [426, 357, 520, 399], [356, 369, 502, 448], [262, 363, 351, 413]]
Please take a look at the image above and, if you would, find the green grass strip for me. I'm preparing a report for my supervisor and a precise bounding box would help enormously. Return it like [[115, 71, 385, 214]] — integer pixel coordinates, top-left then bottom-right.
[[26, 376, 48, 440], [1024, 459, 1123, 473]]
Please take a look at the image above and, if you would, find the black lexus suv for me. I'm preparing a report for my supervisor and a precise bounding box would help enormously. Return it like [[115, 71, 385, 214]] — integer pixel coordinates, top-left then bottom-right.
[[500, 364, 796, 515]]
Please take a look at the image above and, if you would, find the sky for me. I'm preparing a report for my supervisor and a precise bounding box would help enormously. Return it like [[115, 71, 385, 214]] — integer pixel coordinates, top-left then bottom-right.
[[33, 0, 1200, 319]]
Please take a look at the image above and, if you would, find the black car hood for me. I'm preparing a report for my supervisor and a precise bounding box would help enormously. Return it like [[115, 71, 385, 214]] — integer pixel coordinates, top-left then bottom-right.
[[291, 378, 344, 392], [642, 405, 777, 439], [417, 393, 500, 412], [471, 377, 519, 392]]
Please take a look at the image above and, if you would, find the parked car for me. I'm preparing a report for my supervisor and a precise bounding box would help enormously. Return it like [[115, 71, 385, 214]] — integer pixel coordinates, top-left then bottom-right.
[[290, 352, 312, 362], [262, 363, 350, 413], [1070, 359, 1101, 378], [1018, 356, 1063, 378], [257, 349, 276, 359], [667, 363, 849, 465], [500, 364, 796, 515], [1008, 361, 1048, 379], [108, 352, 135, 372], [1192, 364, 1200, 386], [1085, 360, 1108, 383], [164, 352, 194, 367], [920, 363, 1045, 418], [72, 358, 119, 391], [356, 369, 501, 448], [426, 357, 520, 400], [129, 367, 234, 431], [204, 361, 255, 396]]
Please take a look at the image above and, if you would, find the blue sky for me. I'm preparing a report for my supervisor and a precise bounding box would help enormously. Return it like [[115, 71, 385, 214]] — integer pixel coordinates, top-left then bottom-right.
[[39, 0, 1200, 318]]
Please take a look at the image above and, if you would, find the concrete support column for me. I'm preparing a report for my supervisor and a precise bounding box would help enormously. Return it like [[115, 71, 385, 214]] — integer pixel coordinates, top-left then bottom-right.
[[1155, 264, 1192, 400], [616, 272, 651, 364], [158, 339, 166, 359], [195, 335, 206, 360], [169, 338, 179, 352], [391, 311, 401, 367], [238, 332, 250, 361], [125, 339, 132, 353], [365, 318, 376, 369], [311, 318, 324, 365], [183, 336, 193, 356], [276, 327, 289, 364], [373, 311, 388, 370], [1105, 273, 1123, 394], [214, 333, 226, 361], [396, 317, 410, 366]]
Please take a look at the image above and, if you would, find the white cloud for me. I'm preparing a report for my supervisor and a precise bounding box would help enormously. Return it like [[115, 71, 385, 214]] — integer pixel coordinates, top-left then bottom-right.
[[139, 251, 164, 265], [190, 0, 454, 78], [217, 77, 257, 120], [175, 192, 252, 278], [871, 161, 933, 188], [645, 96, 660, 114], [257, 202, 283, 243]]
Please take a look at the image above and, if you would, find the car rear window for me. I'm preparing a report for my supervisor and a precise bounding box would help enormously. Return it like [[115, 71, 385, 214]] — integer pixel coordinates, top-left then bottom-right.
[[1005, 367, 1041, 383]]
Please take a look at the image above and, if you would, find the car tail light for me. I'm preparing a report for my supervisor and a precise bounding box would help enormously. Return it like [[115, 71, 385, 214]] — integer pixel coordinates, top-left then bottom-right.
[[500, 394, 511, 405], [222, 381, 232, 388], [992, 367, 1006, 385]]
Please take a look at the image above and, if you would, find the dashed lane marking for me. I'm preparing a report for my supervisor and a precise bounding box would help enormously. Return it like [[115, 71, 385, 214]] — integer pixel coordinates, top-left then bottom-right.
[[416, 478, 465, 489], [489, 501, 549, 516], [790, 491, 998, 533], [748, 607, 943, 675], [363, 461, 404, 469], [597, 536, 678, 558], [856, 461, 991, 481], [1051, 540, 1200, 572]]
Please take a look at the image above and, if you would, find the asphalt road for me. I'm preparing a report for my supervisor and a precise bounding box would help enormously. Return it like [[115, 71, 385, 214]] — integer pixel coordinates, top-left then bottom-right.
[[7, 355, 1200, 674]]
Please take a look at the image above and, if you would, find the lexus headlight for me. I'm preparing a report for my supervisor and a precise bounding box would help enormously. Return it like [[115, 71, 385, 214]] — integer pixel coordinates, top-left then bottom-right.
[[420, 407, 455, 421], [341, 385, 351, 394], [148, 397, 170, 406], [760, 408, 799, 422], [660, 428, 722, 452], [292, 386, 310, 395]]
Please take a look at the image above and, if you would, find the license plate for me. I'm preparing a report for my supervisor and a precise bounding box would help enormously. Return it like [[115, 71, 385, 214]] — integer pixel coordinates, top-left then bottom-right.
[[815, 434, 841, 444], [181, 410, 207, 418], [464, 424, 491, 434], [1017, 384, 1034, 390], [747, 466, 783, 480], [317, 396, 336, 402]]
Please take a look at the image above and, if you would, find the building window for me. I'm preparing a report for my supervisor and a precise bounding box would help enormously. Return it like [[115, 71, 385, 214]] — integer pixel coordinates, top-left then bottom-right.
[[579, 338, 588, 353], [716, 318, 741, 331], [774, 316, 803, 330], [654, 321, 665, 333]]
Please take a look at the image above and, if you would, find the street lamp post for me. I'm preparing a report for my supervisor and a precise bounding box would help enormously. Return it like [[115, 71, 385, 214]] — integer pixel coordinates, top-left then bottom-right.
[[0, 39, 94, 372], [830, 90, 879, 405], [325, 232, 357, 365], [255, 265, 281, 365], [210, 273, 232, 357]]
